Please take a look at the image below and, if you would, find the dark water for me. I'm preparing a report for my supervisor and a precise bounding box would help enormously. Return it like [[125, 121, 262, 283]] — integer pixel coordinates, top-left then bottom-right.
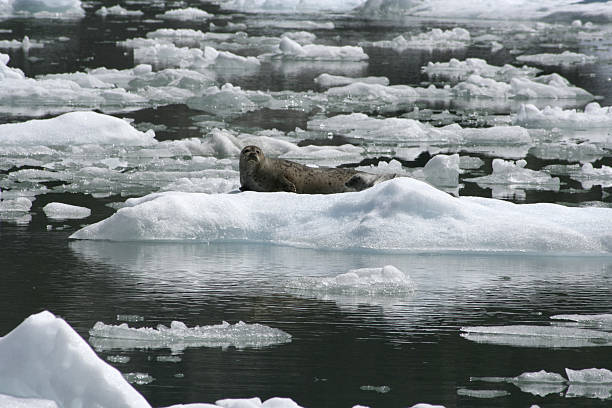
[[1, 1, 612, 407]]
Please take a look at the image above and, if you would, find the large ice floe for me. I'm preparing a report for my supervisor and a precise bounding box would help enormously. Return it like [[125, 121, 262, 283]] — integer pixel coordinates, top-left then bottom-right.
[[516, 51, 597, 67], [88, 320, 292, 353], [460, 325, 612, 347], [464, 159, 561, 191], [0, 311, 311, 408], [515, 103, 612, 129], [220, 0, 365, 13], [0, 0, 85, 18], [422, 58, 540, 83], [70, 177, 612, 255], [261, 36, 369, 61], [359, 27, 471, 52], [0, 311, 150, 408]]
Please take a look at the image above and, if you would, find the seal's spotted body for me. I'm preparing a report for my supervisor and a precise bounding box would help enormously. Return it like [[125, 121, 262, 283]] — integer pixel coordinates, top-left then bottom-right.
[[239, 145, 396, 194]]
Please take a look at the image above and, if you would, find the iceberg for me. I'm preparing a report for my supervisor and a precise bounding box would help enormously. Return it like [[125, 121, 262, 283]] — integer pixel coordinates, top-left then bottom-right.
[[460, 325, 612, 347], [515, 103, 612, 129], [565, 368, 612, 384], [156, 7, 213, 21], [95, 5, 143, 17], [516, 51, 597, 67], [422, 58, 540, 83], [423, 154, 460, 187], [0, 311, 150, 408], [262, 36, 368, 61], [0, 111, 156, 146], [465, 159, 561, 189], [70, 177, 612, 255], [88, 320, 292, 352], [314, 73, 389, 88], [43, 202, 91, 219], [359, 28, 470, 52]]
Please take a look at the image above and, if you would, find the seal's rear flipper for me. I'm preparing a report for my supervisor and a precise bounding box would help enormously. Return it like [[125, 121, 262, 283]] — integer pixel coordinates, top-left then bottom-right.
[[345, 173, 397, 191]]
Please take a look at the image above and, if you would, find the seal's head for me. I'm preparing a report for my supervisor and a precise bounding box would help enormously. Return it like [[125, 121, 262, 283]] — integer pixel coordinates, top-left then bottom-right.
[[240, 145, 264, 166]]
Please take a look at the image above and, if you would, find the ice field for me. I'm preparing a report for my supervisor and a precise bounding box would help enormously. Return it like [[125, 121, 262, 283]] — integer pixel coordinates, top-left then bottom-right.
[[1, 0, 612, 407]]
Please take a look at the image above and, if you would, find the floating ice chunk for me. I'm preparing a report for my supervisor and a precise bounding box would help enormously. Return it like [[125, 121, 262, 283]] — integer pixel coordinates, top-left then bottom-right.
[[360, 28, 470, 52], [516, 51, 597, 67], [0, 36, 44, 50], [282, 31, 317, 44], [0, 111, 156, 146], [456, 389, 510, 398], [0, 394, 58, 408], [156, 7, 213, 21], [107, 355, 130, 363], [473, 370, 567, 397], [409, 404, 446, 408], [423, 154, 460, 186], [221, 0, 362, 13], [566, 368, 612, 384], [88, 320, 292, 353], [460, 325, 612, 348], [95, 5, 143, 17], [0, 311, 150, 408], [551, 314, 612, 327], [124, 372, 154, 385], [0, 53, 25, 80], [286, 265, 415, 296], [422, 58, 540, 82], [71, 177, 612, 254], [157, 355, 181, 363], [0, 196, 32, 212], [514, 370, 567, 383], [360, 385, 391, 393], [210, 21, 248, 32], [465, 158, 560, 189], [37, 71, 115, 89], [566, 383, 612, 400], [263, 36, 368, 61], [515, 103, 612, 129], [1, 0, 85, 18], [43, 202, 91, 219], [314, 73, 389, 88]]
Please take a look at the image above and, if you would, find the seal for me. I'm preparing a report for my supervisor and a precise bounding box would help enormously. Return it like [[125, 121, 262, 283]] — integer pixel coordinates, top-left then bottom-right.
[[239, 145, 396, 194]]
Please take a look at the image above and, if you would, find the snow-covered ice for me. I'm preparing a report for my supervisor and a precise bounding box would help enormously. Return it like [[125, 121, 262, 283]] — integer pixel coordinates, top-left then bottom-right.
[[516, 51, 597, 67], [460, 325, 612, 348], [360, 28, 470, 52], [43, 202, 91, 219], [88, 320, 292, 352], [70, 177, 612, 254], [0, 311, 150, 408]]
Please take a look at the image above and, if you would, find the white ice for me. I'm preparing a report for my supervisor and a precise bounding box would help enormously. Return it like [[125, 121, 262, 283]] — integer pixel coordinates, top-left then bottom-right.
[[88, 320, 292, 353], [516, 51, 597, 67], [0, 35, 43, 50], [95, 5, 143, 17], [314, 73, 389, 88], [422, 58, 540, 82], [566, 368, 612, 384], [460, 325, 612, 348], [221, 0, 364, 13], [156, 7, 213, 21], [0, 311, 150, 408], [0, 394, 58, 408], [456, 389, 510, 398], [70, 177, 612, 255], [465, 158, 560, 189], [262, 36, 368, 61], [551, 314, 612, 326], [515, 103, 612, 129], [0, 111, 156, 146], [423, 154, 460, 187], [359, 28, 470, 52], [43, 202, 91, 219], [0, 0, 85, 18]]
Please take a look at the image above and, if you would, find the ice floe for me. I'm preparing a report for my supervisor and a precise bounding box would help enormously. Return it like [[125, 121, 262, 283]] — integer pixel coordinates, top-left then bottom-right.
[[460, 325, 612, 347], [422, 154, 460, 187], [360, 27, 470, 52], [0, 35, 43, 50], [221, 0, 363, 13], [551, 314, 612, 327], [88, 320, 292, 353], [0, 311, 150, 408], [262, 36, 368, 61], [70, 177, 612, 254], [314, 73, 389, 88], [156, 7, 213, 21], [43, 202, 91, 219], [456, 388, 510, 398], [516, 103, 612, 129], [95, 5, 143, 17], [516, 51, 597, 67], [0, 0, 85, 18], [422, 58, 540, 83], [465, 159, 561, 190]]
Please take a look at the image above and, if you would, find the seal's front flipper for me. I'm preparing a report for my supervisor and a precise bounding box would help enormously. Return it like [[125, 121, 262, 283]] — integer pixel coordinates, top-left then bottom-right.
[[280, 176, 297, 193]]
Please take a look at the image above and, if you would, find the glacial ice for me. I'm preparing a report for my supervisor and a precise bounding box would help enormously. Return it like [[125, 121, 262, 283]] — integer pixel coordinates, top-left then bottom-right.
[[456, 388, 510, 398], [423, 154, 460, 187], [460, 325, 612, 347], [422, 58, 540, 82], [0, 0, 85, 18], [221, 0, 363, 13], [70, 177, 612, 254], [314, 73, 389, 88], [261, 36, 369, 61], [359, 28, 471, 52], [0, 311, 150, 408], [516, 51, 597, 67], [551, 314, 612, 327], [0, 111, 156, 146], [43, 202, 91, 219], [566, 368, 612, 384], [88, 320, 292, 353], [515, 103, 612, 129], [465, 159, 561, 190], [156, 7, 213, 21], [95, 5, 143, 17]]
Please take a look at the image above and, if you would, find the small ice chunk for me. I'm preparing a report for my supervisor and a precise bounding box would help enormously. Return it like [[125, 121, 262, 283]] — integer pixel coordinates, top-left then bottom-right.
[[551, 314, 612, 326], [0, 196, 32, 212], [117, 314, 144, 322], [456, 388, 510, 398], [516, 51, 597, 67], [465, 158, 560, 189], [107, 355, 130, 364], [409, 404, 446, 408], [423, 154, 460, 186], [423, 58, 540, 82], [514, 370, 566, 383], [264, 36, 368, 61], [95, 5, 144, 17], [361, 28, 470, 52], [43, 202, 91, 219], [515, 103, 612, 129], [360, 385, 391, 393], [123, 372, 154, 385], [314, 73, 389, 88], [156, 355, 181, 363], [565, 368, 612, 384], [156, 8, 213, 21]]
